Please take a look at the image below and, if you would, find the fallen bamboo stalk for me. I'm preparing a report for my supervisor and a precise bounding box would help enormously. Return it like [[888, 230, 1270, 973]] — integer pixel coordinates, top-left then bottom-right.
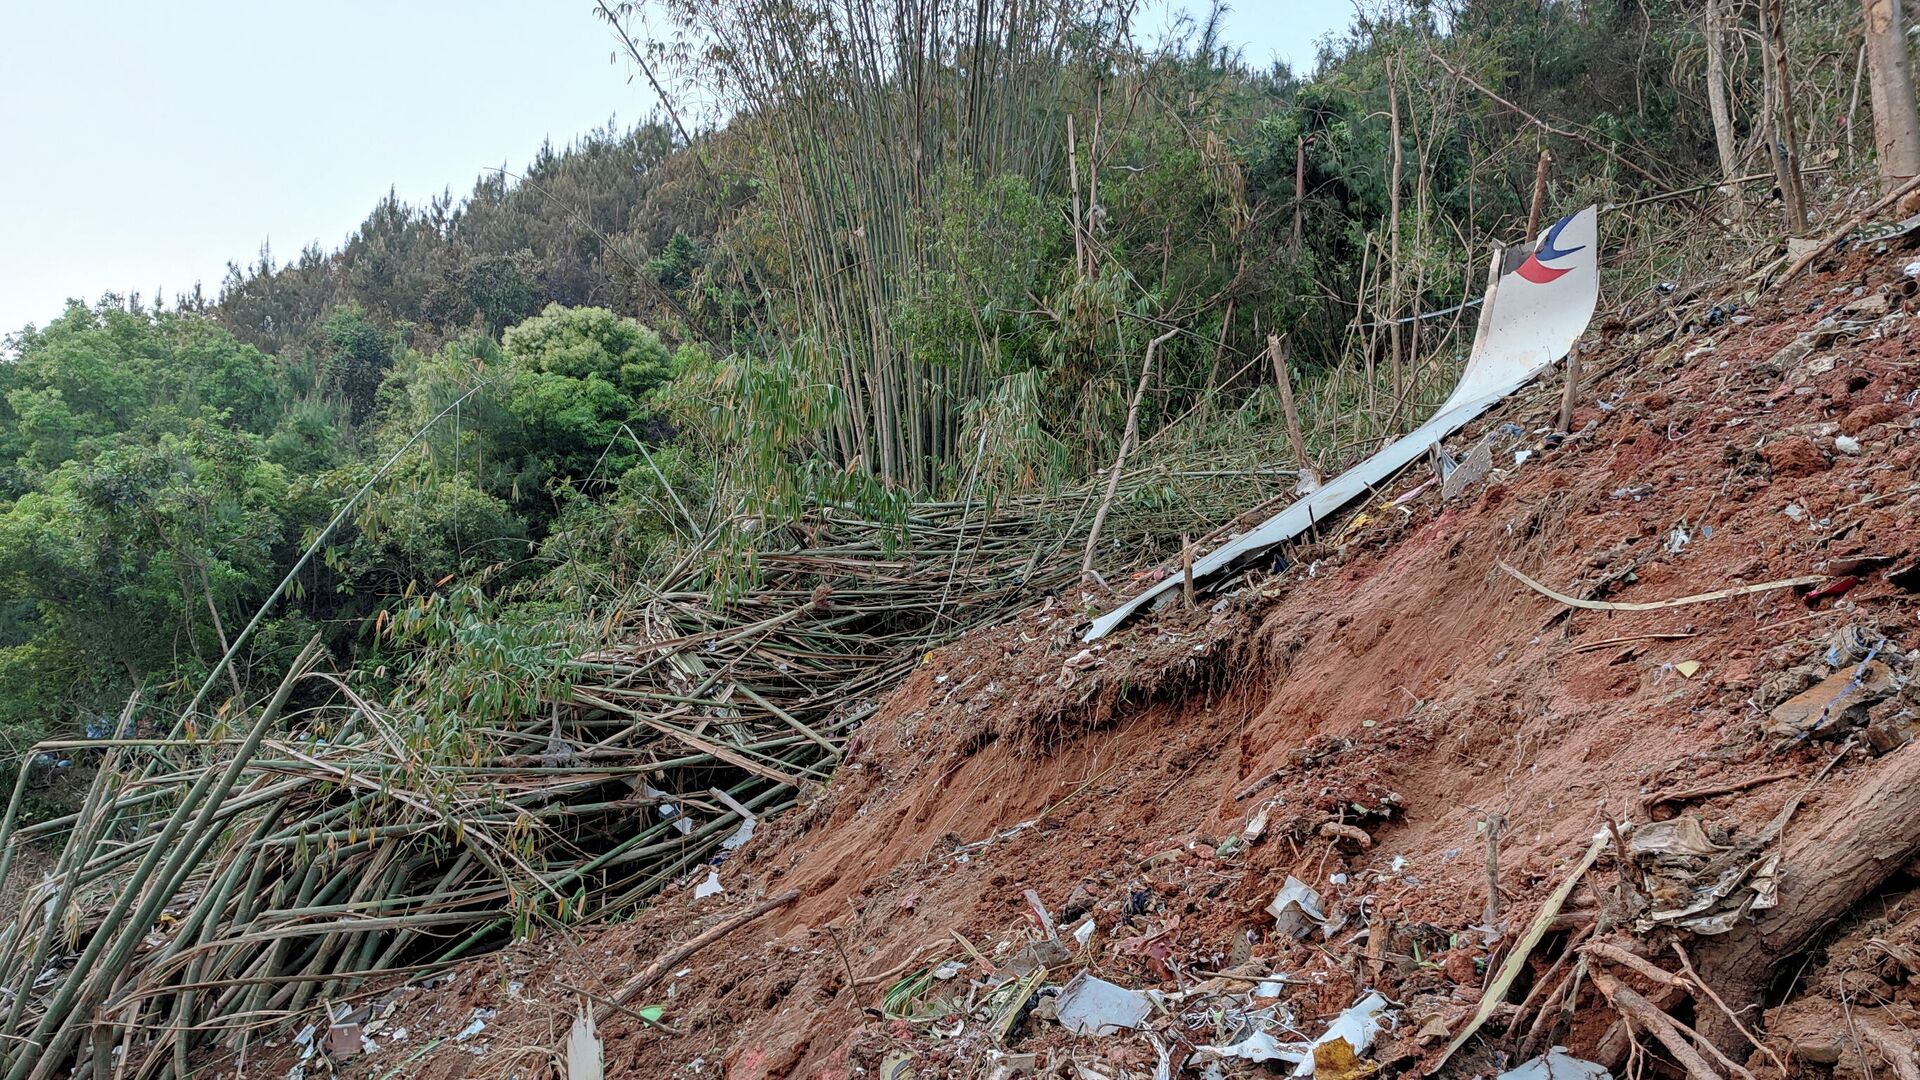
[[1431, 831, 1607, 1073], [1499, 562, 1821, 612]]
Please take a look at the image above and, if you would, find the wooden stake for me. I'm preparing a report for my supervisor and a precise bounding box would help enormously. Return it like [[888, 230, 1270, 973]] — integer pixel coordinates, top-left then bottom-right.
[[1481, 811, 1505, 943], [1558, 341, 1582, 434], [1525, 148, 1553, 241], [1181, 534, 1195, 606], [1268, 334, 1317, 489]]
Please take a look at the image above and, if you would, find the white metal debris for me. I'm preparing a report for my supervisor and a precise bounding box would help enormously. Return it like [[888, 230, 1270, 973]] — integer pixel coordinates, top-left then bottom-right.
[[1084, 207, 1600, 641], [1054, 972, 1153, 1036]]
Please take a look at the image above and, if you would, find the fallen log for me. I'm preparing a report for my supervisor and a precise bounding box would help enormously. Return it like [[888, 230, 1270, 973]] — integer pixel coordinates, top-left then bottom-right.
[[1692, 742, 1920, 1054]]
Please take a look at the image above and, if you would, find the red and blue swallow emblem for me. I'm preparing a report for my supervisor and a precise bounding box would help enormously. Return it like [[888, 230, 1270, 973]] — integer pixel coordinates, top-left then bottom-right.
[[1514, 212, 1586, 284]]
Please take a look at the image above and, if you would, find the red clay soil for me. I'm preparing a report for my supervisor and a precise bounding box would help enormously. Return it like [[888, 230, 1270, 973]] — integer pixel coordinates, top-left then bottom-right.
[[233, 253, 1920, 1079]]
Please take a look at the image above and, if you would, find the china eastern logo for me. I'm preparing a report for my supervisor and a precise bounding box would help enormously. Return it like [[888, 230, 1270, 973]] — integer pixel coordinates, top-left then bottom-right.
[[1514, 212, 1586, 284]]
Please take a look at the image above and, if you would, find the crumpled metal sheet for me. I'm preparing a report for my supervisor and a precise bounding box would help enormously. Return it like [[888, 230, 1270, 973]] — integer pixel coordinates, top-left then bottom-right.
[[1631, 814, 1780, 935]]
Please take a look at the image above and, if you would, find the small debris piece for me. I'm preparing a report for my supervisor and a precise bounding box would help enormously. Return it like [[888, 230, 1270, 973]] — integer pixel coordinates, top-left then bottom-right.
[[1834, 434, 1864, 456], [1022, 888, 1057, 940], [1497, 1048, 1612, 1080], [1267, 875, 1333, 938], [1318, 821, 1373, 848], [1053, 971, 1152, 1035], [693, 870, 725, 899], [1765, 660, 1896, 736], [711, 788, 758, 851], [567, 1009, 604, 1080], [323, 1023, 363, 1061], [1675, 660, 1702, 679], [1803, 576, 1860, 606], [1199, 1030, 1298, 1064], [1442, 439, 1494, 501], [455, 1008, 494, 1041], [1826, 624, 1881, 666], [1628, 818, 1719, 857]]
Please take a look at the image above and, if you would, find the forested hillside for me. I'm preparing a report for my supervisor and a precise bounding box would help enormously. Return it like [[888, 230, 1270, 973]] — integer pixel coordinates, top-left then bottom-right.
[[0, 0, 1889, 820], [10, 0, 1920, 1073]]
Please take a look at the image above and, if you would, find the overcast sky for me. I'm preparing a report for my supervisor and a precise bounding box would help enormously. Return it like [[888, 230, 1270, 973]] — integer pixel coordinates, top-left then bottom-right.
[[0, 1, 1352, 336]]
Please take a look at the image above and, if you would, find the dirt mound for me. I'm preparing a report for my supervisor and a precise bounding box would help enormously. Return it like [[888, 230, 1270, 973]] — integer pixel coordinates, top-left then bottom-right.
[[240, 253, 1920, 1080]]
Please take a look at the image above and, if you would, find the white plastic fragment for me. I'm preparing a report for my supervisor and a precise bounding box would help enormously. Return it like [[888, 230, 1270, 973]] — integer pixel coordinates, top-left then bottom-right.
[[1497, 1047, 1612, 1080], [1196, 993, 1391, 1069], [1835, 435, 1863, 456], [693, 870, 724, 899], [1293, 992, 1393, 1076], [1267, 876, 1332, 938], [645, 785, 694, 835], [1072, 918, 1096, 947], [1198, 1029, 1302, 1064], [711, 787, 758, 851], [455, 1008, 494, 1041], [1054, 972, 1152, 1035], [293, 1024, 318, 1061]]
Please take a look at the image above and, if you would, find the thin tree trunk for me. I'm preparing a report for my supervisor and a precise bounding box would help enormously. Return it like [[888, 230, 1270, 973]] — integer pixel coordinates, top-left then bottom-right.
[[1706, 0, 1744, 219], [1849, 43, 1868, 163], [197, 561, 246, 703], [1695, 742, 1920, 1056], [1067, 114, 1086, 280], [1762, 0, 1809, 232], [1293, 135, 1307, 248], [1863, 0, 1920, 187], [1081, 326, 1181, 583], [1386, 60, 1406, 412]]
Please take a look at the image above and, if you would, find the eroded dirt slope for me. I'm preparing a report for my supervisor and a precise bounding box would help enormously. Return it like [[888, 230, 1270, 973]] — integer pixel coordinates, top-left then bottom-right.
[[250, 250, 1920, 1080]]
